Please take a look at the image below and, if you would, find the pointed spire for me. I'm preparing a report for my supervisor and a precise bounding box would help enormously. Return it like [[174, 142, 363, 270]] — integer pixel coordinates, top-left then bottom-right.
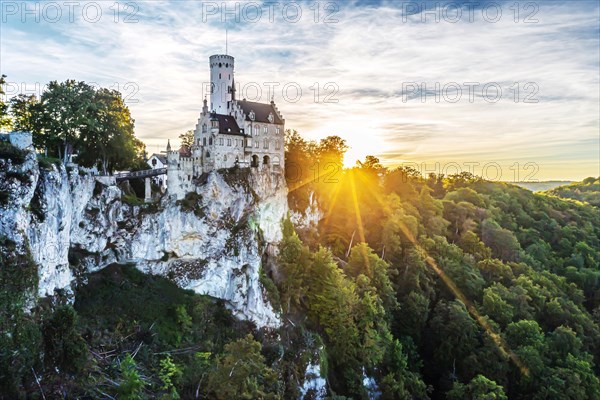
[[167, 139, 171, 152]]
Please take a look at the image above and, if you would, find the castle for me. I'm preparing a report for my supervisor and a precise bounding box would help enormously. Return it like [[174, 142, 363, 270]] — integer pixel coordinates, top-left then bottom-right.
[[159, 54, 285, 199]]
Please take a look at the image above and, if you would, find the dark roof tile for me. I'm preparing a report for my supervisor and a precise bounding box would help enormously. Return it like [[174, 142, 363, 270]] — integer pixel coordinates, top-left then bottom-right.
[[237, 100, 284, 125]]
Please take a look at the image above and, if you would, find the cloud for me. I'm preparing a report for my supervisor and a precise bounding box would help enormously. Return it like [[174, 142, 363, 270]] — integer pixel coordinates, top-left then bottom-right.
[[1, 0, 598, 179]]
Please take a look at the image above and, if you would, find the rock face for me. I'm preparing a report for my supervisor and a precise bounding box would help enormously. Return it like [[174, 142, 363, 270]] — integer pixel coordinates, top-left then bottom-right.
[[0, 148, 287, 328]]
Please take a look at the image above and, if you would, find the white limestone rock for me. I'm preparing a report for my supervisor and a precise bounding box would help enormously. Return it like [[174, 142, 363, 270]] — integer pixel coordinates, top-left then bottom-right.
[[0, 149, 286, 328]]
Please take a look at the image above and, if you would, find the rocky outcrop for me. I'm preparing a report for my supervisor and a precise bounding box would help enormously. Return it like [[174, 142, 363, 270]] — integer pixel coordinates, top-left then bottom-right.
[[0, 148, 287, 328]]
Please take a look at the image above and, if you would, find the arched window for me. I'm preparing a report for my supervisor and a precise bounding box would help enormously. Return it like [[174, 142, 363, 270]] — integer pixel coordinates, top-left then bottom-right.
[[263, 126, 268, 134], [263, 139, 269, 149], [209, 137, 213, 145], [275, 140, 280, 150], [202, 124, 207, 133], [263, 155, 270, 165], [251, 155, 259, 168], [254, 125, 260, 136]]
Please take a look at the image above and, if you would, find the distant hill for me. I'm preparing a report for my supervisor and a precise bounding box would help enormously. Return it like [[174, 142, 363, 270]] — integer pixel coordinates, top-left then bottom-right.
[[543, 177, 600, 206], [512, 181, 573, 192]]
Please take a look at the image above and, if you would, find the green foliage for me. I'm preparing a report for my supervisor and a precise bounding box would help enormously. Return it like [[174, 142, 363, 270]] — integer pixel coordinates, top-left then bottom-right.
[[0, 237, 41, 397], [158, 355, 182, 397], [260, 267, 282, 312], [0, 139, 27, 164], [176, 191, 205, 217], [9, 79, 145, 171], [447, 374, 508, 400], [0, 75, 11, 130], [179, 129, 194, 149], [206, 334, 282, 399], [544, 177, 600, 207], [42, 305, 88, 374], [118, 353, 145, 400]]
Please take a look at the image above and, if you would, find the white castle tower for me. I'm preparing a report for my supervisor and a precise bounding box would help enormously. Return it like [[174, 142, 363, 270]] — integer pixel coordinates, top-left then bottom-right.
[[163, 53, 285, 199], [209, 54, 235, 113]]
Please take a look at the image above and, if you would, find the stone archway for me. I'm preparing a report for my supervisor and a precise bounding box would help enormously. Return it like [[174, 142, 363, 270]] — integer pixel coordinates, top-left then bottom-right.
[[263, 155, 270, 165], [251, 155, 259, 167]]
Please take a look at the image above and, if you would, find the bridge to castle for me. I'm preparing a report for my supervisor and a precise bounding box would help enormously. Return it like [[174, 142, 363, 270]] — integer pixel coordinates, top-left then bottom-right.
[[114, 168, 167, 181], [98, 168, 167, 203]]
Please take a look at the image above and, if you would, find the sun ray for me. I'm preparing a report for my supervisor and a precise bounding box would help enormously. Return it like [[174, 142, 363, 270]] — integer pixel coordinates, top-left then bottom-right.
[[355, 174, 530, 377], [349, 171, 366, 244]]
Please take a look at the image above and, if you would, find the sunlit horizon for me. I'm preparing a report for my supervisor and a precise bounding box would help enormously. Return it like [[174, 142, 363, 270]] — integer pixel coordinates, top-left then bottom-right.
[[2, 0, 598, 181]]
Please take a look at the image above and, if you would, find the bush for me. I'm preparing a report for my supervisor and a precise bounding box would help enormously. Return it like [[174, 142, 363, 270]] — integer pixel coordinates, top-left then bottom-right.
[[176, 191, 205, 218], [42, 305, 88, 374], [0, 140, 27, 164]]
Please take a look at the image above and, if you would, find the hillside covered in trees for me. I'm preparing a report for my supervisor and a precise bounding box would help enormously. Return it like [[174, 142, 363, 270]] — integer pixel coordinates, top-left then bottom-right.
[[282, 130, 600, 399], [543, 177, 600, 207], [1, 116, 599, 398]]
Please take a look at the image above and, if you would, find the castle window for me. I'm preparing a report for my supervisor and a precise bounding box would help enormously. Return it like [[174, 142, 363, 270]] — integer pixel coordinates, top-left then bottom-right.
[[209, 138, 213, 145], [275, 127, 280, 134], [219, 62, 222, 67], [263, 139, 269, 149], [254, 125, 259, 136], [227, 138, 232, 146], [219, 137, 223, 145], [235, 139, 238, 146], [211, 120, 218, 128], [202, 124, 207, 133], [203, 138, 206, 146], [263, 126, 268, 134], [275, 140, 280, 150], [219, 73, 221, 79], [254, 140, 259, 148], [246, 139, 251, 147]]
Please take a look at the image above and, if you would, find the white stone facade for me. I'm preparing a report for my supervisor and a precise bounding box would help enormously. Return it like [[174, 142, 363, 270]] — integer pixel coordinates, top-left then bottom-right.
[[166, 54, 285, 199]]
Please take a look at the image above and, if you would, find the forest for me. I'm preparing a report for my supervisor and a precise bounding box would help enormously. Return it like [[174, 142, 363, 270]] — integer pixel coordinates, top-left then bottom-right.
[[1, 96, 599, 397]]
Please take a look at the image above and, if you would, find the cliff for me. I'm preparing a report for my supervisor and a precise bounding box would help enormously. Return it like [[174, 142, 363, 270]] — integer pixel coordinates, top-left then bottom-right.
[[0, 144, 287, 328]]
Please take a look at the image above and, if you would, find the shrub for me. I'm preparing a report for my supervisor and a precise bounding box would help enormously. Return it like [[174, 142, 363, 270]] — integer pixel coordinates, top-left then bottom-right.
[[0, 140, 27, 164]]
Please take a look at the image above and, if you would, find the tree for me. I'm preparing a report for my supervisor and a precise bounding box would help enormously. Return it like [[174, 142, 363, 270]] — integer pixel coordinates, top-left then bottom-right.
[[36, 80, 97, 162], [78, 88, 143, 173], [0, 75, 11, 131], [206, 334, 281, 399], [42, 305, 87, 374], [9, 94, 39, 133], [179, 129, 194, 149], [118, 353, 145, 400], [277, 220, 311, 312], [346, 243, 397, 314], [447, 375, 508, 400]]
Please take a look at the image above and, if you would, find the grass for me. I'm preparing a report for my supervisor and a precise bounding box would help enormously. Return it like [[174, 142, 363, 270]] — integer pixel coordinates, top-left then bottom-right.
[[122, 193, 145, 206], [37, 156, 61, 171]]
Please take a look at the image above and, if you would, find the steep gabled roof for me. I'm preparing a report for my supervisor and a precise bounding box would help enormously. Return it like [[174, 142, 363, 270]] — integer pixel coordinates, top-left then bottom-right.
[[150, 154, 167, 164], [237, 100, 284, 125], [212, 114, 245, 136]]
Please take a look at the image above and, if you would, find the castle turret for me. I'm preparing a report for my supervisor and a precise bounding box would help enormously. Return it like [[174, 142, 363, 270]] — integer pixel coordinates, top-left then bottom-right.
[[209, 54, 235, 114]]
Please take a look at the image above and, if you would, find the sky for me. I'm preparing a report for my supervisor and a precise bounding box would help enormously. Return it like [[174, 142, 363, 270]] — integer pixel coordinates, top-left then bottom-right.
[[1, 0, 599, 181]]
